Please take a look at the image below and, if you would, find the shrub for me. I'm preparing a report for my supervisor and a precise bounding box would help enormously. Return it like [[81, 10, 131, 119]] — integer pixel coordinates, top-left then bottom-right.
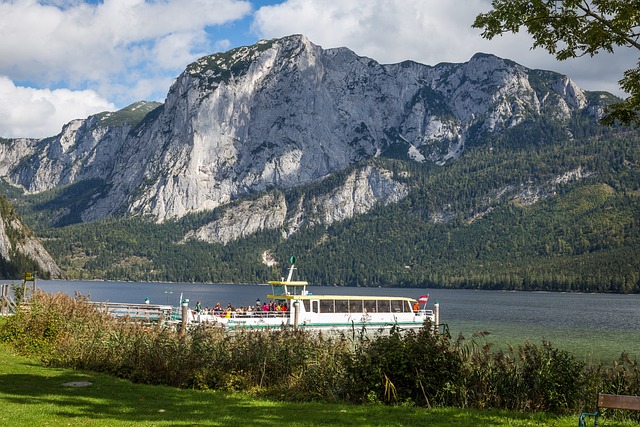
[[456, 337, 589, 413], [0, 291, 112, 358], [342, 323, 464, 406]]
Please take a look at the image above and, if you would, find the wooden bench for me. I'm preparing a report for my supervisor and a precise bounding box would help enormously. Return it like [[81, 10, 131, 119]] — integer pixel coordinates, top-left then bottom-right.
[[579, 393, 640, 427]]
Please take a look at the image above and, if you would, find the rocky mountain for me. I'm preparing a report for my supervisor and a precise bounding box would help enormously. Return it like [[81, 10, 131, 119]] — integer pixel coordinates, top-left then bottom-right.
[[0, 34, 621, 247], [182, 164, 408, 244], [0, 195, 61, 279]]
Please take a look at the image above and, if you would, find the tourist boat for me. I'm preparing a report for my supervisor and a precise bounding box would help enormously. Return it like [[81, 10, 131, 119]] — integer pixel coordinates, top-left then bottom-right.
[[195, 259, 438, 330]]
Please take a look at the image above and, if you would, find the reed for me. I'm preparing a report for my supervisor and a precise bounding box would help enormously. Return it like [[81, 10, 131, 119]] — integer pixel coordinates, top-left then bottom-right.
[[1, 290, 639, 423]]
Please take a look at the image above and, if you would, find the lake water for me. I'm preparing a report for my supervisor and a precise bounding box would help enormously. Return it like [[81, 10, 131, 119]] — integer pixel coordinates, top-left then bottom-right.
[[5, 279, 640, 362]]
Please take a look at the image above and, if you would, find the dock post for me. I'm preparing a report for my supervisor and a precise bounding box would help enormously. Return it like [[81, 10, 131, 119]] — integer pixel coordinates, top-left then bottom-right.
[[180, 299, 189, 333], [293, 301, 299, 330]]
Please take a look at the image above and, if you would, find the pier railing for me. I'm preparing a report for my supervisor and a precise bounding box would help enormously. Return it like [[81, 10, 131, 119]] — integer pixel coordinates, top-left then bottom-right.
[[91, 302, 174, 323]]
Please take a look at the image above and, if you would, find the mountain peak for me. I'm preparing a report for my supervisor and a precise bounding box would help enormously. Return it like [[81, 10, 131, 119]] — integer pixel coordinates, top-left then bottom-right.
[[0, 34, 613, 224]]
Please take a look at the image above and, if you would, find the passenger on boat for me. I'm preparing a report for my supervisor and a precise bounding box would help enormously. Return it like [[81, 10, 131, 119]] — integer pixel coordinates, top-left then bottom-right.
[[213, 302, 223, 314], [413, 302, 419, 311], [195, 301, 202, 322]]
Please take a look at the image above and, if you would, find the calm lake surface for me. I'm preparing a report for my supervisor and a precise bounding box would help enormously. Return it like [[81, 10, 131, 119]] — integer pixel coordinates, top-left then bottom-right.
[[6, 279, 640, 362]]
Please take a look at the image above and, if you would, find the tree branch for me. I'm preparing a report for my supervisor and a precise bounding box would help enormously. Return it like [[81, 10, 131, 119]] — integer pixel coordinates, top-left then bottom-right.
[[576, 1, 640, 51]]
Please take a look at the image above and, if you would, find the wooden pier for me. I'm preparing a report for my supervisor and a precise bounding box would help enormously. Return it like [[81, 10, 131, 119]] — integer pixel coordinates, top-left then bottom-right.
[[91, 302, 175, 323]]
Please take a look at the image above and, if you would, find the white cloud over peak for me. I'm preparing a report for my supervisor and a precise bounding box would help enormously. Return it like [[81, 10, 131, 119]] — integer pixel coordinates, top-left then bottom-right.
[[0, 0, 251, 85], [0, 0, 252, 138], [253, 0, 509, 64], [0, 76, 115, 139], [253, 0, 636, 97]]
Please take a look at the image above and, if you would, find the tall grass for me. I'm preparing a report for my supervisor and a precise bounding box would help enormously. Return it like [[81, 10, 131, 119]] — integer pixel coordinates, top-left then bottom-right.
[[1, 291, 639, 422]]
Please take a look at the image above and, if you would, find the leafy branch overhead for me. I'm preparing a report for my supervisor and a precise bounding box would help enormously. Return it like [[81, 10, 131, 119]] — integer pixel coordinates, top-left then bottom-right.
[[473, 0, 640, 126]]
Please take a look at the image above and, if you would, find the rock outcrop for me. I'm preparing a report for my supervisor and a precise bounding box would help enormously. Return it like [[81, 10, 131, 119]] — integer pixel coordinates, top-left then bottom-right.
[[0, 196, 61, 278]]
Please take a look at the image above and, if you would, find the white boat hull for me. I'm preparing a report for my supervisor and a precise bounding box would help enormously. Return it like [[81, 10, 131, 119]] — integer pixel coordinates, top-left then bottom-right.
[[195, 308, 435, 331]]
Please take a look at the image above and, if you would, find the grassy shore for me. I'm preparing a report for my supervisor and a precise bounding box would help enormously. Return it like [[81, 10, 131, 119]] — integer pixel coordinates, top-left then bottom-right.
[[2, 344, 638, 427]]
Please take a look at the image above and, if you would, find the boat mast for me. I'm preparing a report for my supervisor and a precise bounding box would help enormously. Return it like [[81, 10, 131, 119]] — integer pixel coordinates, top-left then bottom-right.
[[285, 256, 297, 283]]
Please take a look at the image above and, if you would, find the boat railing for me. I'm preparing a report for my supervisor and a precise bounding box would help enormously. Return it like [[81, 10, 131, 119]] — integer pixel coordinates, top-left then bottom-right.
[[205, 310, 289, 319]]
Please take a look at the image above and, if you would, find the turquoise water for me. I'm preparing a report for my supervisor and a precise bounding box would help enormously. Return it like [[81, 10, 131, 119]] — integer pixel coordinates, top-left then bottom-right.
[[447, 319, 640, 364], [9, 280, 640, 362], [436, 289, 640, 362]]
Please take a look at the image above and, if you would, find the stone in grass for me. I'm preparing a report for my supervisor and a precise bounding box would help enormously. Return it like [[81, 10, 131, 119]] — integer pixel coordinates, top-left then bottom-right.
[[62, 381, 92, 387]]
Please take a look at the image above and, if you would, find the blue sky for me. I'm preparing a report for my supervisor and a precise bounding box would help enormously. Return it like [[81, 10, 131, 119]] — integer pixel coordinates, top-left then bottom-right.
[[0, 0, 636, 138]]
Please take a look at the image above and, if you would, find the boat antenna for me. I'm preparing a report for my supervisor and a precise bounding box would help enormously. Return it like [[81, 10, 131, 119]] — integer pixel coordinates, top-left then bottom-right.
[[285, 256, 297, 283]]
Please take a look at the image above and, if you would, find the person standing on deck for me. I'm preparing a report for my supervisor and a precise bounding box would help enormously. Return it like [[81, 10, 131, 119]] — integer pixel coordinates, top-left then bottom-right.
[[195, 301, 202, 322]]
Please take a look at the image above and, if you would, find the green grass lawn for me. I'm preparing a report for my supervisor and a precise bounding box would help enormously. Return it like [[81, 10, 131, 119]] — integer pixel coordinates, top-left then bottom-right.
[[2, 345, 638, 427]]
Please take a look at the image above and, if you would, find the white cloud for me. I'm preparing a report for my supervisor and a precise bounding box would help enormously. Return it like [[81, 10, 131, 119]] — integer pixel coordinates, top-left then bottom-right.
[[153, 31, 210, 70], [0, 76, 115, 139], [252, 0, 637, 97], [0, 0, 252, 82], [0, 0, 252, 138], [253, 0, 512, 63]]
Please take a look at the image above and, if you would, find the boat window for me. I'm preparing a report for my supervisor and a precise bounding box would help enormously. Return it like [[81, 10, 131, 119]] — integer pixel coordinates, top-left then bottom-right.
[[302, 300, 310, 312], [312, 300, 319, 314], [364, 300, 377, 313], [349, 300, 362, 314], [391, 300, 404, 313], [271, 285, 285, 296], [320, 299, 334, 313], [405, 301, 412, 312], [335, 299, 349, 313], [378, 299, 390, 313]]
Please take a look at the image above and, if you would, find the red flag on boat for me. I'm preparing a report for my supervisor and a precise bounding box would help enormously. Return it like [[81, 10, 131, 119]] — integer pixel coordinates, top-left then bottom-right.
[[418, 295, 429, 304]]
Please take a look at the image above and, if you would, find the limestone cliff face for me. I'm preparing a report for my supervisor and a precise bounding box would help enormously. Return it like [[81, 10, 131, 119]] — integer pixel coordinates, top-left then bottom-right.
[[183, 164, 407, 244], [184, 193, 288, 245], [0, 35, 611, 234], [0, 197, 61, 278], [288, 165, 408, 232], [0, 138, 38, 176]]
